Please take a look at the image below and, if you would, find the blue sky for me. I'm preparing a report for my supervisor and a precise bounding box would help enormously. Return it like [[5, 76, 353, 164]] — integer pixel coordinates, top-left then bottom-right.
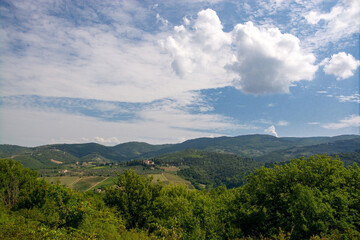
[[0, 0, 359, 146]]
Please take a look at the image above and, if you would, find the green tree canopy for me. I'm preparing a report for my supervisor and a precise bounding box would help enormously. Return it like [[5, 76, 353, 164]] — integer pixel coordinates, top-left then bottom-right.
[[104, 169, 162, 229], [231, 155, 360, 239], [0, 159, 41, 208]]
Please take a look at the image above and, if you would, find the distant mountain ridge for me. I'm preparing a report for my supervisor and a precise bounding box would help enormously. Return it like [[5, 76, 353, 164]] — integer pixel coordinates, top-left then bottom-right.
[[0, 134, 359, 168], [143, 134, 360, 158], [257, 137, 360, 162], [52, 142, 170, 161]]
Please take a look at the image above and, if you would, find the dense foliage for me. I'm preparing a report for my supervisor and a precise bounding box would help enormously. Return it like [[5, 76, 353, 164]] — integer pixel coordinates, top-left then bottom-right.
[[230, 155, 360, 239], [0, 159, 153, 239], [1, 155, 359, 239]]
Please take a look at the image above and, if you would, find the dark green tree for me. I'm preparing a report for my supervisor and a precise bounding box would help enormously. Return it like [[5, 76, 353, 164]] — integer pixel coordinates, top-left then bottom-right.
[[0, 159, 40, 208], [41, 184, 86, 228], [104, 169, 162, 229]]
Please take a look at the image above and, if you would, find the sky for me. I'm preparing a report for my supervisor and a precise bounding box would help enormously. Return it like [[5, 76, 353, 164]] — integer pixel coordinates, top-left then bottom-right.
[[0, 0, 359, 147]]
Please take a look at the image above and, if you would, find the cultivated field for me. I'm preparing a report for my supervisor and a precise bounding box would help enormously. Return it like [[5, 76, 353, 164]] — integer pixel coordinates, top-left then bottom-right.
[[149, 172, 194, 189], [43, 169, 193, 191]]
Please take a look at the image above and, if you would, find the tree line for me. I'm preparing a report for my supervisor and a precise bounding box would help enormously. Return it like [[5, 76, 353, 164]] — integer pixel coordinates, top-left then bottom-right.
[[0, 155, 359, 239]]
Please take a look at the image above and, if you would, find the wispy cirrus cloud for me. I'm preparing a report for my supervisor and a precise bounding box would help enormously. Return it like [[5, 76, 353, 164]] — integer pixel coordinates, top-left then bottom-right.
[[0, 105, 242, 146], [304, 0, 360, 47], [0, 93, 252, 146], [0, 95, 138, 121], [337, 93, 360, 104], [1, 0, 205, 104], [322, 115, 360, 130], [277, 120, 289, 126]]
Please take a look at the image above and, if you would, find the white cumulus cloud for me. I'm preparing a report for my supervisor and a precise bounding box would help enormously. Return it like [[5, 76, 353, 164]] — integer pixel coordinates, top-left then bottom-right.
[[228, 22, 318, 94], [163, 9, 232, 82], [164, 10, 318, 95], [322, 115, 360, 130], [321, 52, 360, 80], [264, 125, 278, 137]]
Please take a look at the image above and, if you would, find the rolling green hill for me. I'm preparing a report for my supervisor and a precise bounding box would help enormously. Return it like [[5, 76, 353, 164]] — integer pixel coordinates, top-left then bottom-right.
[[0, 144, 32, 157], [1, 134, 359, 169], [141, 134, 360, 159], [1, 146, 80, 169], [53, 142, 170, 161]]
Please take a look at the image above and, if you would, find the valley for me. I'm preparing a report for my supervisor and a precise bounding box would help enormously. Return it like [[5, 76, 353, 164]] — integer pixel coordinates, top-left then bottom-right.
[[1, 134, 359, 191]]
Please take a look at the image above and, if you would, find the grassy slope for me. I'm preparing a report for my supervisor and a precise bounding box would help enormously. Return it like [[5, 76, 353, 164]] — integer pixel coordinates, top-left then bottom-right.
[[149, 172, 194, 189]]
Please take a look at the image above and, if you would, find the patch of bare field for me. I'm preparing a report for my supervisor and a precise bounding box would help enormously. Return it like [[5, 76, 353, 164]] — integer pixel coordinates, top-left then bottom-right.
[[50, 159, 63, 164]]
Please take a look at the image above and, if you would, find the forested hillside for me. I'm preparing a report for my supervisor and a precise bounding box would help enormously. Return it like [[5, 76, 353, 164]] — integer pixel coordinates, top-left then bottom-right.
[[140, 134, 360, 159], [53, 142, 170, 161], [257, 137, 360, 163], [1, 155, 359, 239], [151, 149, 260, 189]]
